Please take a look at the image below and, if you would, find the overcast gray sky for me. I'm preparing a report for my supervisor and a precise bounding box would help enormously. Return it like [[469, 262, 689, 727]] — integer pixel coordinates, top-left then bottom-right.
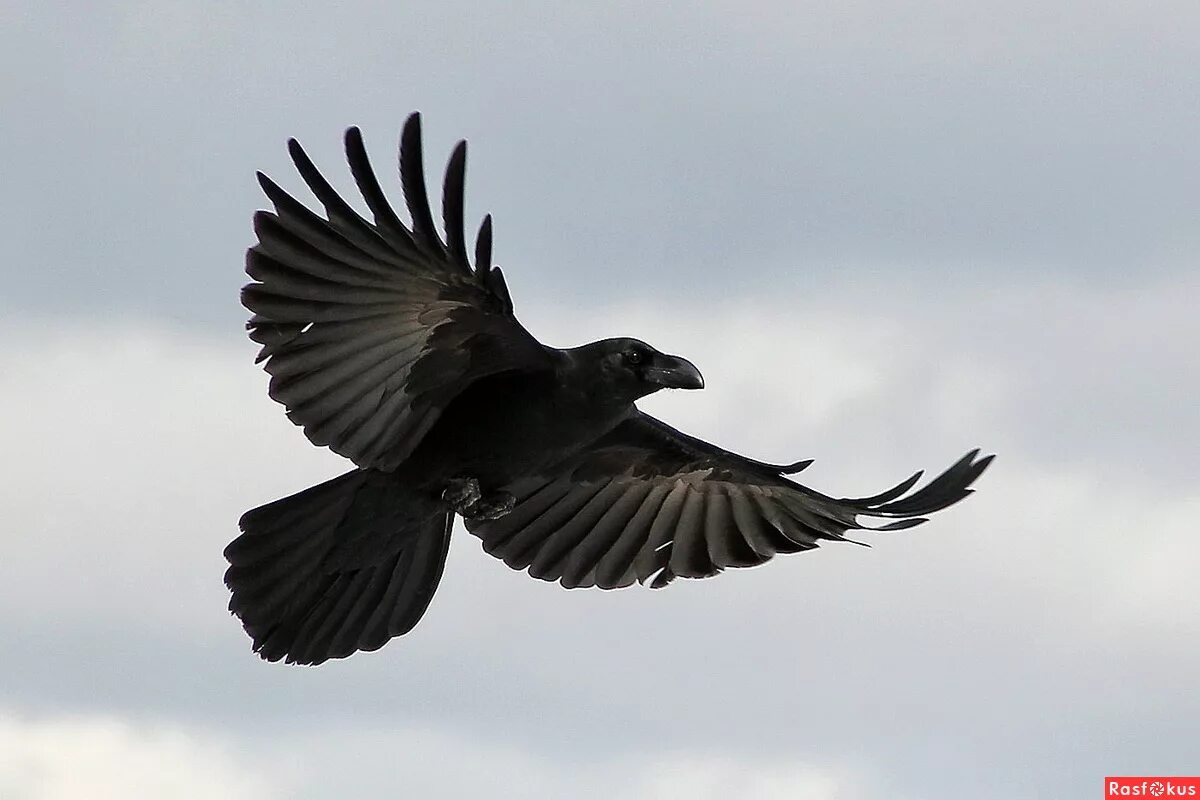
[[3, 2, 1198, 798]]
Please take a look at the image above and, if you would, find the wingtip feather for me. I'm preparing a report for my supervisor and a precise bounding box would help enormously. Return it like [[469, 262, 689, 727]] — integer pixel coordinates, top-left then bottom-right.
[[475, 214, 493, 275], [442, 140, 470, 270], [399, 112, 442, 251]]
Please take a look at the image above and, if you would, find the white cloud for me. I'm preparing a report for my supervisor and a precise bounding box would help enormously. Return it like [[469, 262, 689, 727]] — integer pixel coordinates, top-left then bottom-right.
[[0, 708, 871, 800], [2, 270, 1197, 799], [631, 755, 864, 800], [5, 2, 1198, 795], [254, 725, 865, 800], [0, 325, 337, 636], [0, 711, 274, 800]]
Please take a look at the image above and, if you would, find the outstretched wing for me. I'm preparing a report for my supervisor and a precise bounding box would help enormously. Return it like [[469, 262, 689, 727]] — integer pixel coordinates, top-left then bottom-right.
[[467, 412, 993, 589], [244, 113, 552, 470]]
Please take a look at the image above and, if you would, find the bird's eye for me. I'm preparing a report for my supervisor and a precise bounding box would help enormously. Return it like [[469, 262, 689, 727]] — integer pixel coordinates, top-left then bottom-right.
[[626, 350, 645, 366]]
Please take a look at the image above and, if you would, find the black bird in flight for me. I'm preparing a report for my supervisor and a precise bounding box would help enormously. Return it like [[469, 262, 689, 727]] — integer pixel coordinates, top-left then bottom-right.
[[225, 113, 992, 665]]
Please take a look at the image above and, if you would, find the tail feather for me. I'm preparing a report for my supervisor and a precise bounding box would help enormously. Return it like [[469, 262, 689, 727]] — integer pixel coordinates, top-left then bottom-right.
[[225, 469, 451, 665]]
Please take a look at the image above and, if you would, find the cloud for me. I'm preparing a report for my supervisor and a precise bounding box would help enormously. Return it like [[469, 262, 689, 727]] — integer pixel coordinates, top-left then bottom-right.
[[2, 266, 1197, 798], [0, 711, 274, 800], [4, 1, 1197, 328], [261, 726, 867, 800], [630, 755, 866, 800], [0, 708, 863, 800], [4, 3, 1197, 796]]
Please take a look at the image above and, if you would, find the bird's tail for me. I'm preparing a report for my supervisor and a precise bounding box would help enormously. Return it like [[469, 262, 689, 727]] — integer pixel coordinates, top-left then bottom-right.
[[224, 469, 451, 665]]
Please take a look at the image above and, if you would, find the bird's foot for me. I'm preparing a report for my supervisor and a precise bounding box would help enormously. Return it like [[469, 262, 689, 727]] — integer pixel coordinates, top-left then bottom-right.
[[442, 478, 514, 520], [469, 491, 516, 521], [441, 477, 482, 514]]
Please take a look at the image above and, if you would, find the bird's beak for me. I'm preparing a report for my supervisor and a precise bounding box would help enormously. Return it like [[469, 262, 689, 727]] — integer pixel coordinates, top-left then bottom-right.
[[645, 354, 705, 390]]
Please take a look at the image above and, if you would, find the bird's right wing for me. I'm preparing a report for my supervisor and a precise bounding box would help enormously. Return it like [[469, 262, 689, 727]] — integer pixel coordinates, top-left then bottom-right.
[[244, 113, 553, 471], [467, 412, 992, 589]]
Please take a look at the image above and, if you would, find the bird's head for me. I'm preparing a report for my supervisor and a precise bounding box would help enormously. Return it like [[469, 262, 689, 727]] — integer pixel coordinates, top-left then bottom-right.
[[578, 337, 704, 402]]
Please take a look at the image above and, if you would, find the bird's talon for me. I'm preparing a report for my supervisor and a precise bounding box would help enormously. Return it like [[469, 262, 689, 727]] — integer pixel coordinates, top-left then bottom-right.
[[442, 477, 482, 513], [470, 492, 516, 521]]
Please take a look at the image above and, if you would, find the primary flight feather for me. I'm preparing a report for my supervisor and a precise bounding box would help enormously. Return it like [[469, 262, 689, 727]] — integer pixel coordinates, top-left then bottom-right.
[[226, 113, 993, 665]]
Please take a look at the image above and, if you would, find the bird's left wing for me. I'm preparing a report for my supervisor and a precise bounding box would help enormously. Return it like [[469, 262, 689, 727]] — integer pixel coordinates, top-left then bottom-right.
[[466, 412, 992, 589], [244, 114, 553, 470]]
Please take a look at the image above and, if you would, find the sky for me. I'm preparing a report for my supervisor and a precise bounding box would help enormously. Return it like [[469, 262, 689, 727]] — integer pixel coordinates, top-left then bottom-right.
[[2, 1, 1198, 798]]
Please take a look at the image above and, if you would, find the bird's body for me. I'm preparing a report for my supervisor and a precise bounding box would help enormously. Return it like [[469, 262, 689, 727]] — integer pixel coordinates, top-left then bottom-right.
[[225, 113, 992, 665], [403, 346, 642, 491]]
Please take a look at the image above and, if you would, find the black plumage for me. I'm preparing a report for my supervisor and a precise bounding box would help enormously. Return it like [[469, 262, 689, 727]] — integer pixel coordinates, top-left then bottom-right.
[[226, 113, 993, 665]]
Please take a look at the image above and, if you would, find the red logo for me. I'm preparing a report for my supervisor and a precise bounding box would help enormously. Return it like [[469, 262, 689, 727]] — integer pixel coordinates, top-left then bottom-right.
[[1107, 778, 1200, 797]]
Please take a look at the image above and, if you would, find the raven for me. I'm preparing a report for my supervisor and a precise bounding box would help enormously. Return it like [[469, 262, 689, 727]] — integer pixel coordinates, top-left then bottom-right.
[[225, 113, 992, 665]]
